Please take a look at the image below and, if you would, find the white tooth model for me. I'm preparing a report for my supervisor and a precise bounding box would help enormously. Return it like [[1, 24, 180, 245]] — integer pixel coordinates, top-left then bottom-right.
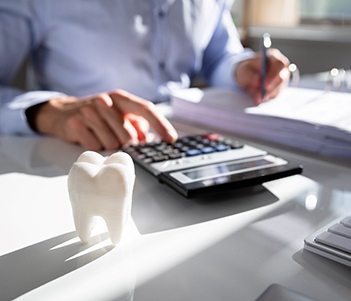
[[68, 151, 135, 245]]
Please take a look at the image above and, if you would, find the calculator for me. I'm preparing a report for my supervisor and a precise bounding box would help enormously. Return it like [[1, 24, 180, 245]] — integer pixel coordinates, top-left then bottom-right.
[[124, 133, 303, 197]]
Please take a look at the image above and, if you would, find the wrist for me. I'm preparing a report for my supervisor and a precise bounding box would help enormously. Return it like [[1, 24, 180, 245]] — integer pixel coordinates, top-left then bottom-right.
[[25, 101, 48, 133], [35, 96, 78, 136], [234, 60, 247, 89]]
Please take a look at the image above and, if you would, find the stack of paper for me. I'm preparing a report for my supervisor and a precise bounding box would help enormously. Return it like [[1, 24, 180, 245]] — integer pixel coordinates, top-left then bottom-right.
[[171, 87, 351, 158]]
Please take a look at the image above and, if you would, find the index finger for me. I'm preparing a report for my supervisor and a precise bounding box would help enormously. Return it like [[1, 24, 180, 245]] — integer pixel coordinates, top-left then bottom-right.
[[109, 90, 178, 143], [266, 49, 290, 82]]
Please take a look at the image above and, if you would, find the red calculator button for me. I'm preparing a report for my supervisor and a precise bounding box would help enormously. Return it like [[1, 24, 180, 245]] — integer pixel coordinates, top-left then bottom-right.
[[205, 133, 221, 141]]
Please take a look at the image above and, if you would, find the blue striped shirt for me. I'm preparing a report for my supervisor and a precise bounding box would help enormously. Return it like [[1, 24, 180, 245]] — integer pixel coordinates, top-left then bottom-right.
[[0, 0, 253, 135]]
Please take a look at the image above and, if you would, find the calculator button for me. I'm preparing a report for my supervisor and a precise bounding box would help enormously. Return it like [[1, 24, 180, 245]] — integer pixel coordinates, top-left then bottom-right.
[[227, 140, 244, 149], [155, 145, 167, 151], [142, 158, 153, 164], [186, 149, 201, 156], [193, 135, 205, 141], [162, 148, 178, 155], [169, 153, 182, 160], [124, 146, 137, 153], [222, 138, 232, 144], [215, 144, 230, 152], [201, 146, 215, 154], [146, 150, 159, 157], [208, 141, 218, 147], [188, 140, 198, 147], [151, 155, 169, 162], [139, 147, 154, 154], [174, 142, 184, 148], [127, 151, 139, 158], [178, 137, 191, 143], [233, 143, 244, 149], [136, 154, 147, 160], [205, 133, 221, 141]]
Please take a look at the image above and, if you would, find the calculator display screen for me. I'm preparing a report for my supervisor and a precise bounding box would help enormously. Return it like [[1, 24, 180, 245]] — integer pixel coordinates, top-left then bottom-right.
[[182, 159, 271, 180]]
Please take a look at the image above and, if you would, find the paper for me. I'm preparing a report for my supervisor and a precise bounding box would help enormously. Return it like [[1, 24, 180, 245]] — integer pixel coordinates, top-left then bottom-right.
[[171, 87, 351, 158], [247, 88, 351, 133]]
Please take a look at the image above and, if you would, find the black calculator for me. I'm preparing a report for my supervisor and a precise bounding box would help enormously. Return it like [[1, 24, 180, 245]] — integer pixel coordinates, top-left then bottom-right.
[[124, 133, 302, 197]]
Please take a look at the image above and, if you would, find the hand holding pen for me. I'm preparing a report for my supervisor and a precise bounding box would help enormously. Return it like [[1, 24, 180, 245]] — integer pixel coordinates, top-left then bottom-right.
[[235, 33, 290, 105]]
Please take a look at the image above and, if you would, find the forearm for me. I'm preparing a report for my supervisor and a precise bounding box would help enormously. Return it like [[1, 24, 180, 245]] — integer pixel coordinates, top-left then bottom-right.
[[209, 49, 255, 90], [201, 5, 255, 89]]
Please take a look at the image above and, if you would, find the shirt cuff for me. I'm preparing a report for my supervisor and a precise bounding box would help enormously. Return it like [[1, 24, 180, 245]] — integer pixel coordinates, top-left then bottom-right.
[[0, 91, 66, 135], [209, 48, 255, 91]]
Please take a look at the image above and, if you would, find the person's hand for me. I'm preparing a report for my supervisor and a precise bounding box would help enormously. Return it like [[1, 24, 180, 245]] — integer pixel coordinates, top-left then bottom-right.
[[235, 49, 290, 105], [34, 90, 178, 150]]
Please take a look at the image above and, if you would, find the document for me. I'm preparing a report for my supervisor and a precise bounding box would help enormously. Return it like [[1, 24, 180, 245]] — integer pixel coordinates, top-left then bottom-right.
[[171, 87, 351, 158]]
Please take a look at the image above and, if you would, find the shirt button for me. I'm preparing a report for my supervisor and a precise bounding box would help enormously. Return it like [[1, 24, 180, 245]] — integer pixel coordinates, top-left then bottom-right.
[[158, 9, 166, 18], [159, 62, 165, 70]]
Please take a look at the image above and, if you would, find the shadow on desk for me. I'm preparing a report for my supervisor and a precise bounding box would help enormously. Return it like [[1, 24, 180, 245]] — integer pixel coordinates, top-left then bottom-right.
[[0, 231, 113, 301], [132, 167, 280, 234], [293, 250, 351, 289]]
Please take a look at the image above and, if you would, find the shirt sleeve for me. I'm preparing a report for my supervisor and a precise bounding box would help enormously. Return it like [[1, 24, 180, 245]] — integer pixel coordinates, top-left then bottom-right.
[[201, 3, 255, 91], [0, 3, 66, 135], [0, 91, 67, 135]]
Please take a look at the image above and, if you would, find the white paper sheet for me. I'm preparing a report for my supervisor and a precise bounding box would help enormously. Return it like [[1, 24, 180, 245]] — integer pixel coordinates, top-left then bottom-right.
[[171, 87, 351, 158]]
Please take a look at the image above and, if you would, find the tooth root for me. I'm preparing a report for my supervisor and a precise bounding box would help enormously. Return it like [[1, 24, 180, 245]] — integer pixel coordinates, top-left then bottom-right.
[[72, 208, 95, 243], [103, 212, 129, 245]]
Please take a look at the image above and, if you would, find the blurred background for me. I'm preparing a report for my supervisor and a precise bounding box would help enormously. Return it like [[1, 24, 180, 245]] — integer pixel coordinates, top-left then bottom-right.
[[231, 0, 351, 75], [12, 0, 351, 90]]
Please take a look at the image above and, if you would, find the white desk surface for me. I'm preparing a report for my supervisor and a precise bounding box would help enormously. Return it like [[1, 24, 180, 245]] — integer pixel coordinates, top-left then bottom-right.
[[0, 120, 350, 301]]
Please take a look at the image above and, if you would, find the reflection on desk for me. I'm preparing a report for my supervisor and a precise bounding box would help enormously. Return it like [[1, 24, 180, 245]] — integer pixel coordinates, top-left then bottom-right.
[[0, 136, 82, 177]]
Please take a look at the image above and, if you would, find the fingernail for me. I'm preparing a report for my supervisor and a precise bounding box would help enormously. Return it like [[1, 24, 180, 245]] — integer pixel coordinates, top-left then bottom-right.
[[167, 129, 178, 142]]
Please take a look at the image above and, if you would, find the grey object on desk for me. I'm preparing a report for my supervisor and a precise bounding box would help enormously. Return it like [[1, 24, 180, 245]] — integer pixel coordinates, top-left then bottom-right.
[[304, 216, 351, 267], [256, 284, 316, 301]]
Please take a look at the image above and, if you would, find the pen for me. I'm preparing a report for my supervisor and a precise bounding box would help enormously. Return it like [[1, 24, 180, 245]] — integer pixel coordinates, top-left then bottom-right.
[[260, 33, 271, 101]]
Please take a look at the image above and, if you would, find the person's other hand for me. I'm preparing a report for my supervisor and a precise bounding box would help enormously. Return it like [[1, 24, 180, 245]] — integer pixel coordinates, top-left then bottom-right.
[[235, 49, 290, 105], [34, 90, 178, 150]]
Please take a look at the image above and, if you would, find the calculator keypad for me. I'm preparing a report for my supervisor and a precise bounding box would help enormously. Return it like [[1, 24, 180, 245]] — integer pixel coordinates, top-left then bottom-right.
[[124, 133, 244, 164]]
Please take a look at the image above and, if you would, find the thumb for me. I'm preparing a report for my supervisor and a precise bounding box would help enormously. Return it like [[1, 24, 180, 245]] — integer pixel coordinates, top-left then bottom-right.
[[236, 58, 260, 89]]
